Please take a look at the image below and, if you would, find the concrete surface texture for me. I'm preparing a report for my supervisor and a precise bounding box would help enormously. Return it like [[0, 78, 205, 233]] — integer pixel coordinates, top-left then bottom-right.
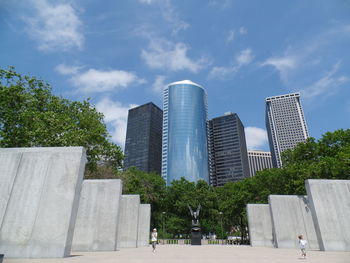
[[306, 179, 350, 251], [0, 151, 21, 227], [0, 147, 86, 258], [3, 245, 350, 263], [117, 195, 140, 248], [269, 195, 319, 249], [137, 204, 151, 247], [247, 204, 274, 247], [71, 179, 122, 252]]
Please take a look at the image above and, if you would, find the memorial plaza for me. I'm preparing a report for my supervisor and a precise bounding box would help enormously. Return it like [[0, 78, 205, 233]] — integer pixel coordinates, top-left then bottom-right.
[[4, 245, 350, 263]]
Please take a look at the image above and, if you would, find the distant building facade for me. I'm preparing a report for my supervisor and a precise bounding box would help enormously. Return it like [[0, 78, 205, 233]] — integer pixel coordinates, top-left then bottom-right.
[[248, 150, 273, 177], [124, 102, 163, 174], [161, 80, 209, 185], [208, 112, 250, 187], [265, 93, 309, 168]]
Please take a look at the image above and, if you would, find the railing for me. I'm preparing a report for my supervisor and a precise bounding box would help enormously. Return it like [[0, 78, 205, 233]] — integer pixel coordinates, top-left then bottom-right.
[[207, 240, 220, 244], [156, 239, 238, 245]]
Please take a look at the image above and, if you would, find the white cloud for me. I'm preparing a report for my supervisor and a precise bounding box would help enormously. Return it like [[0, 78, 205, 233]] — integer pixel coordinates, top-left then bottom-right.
[[209, 48, 254, 79], [138, 0, 188, 35], [69, 68, 144, 93], [226, 30, 235, 44], [161, 0, 189, 35], [302, 62, 348, 99], [96, 98, 138, 148], [25, 0, 84, 51], [209, 0, 232, 9], [152, 75, 167, 93], [141, 38, 205, 73], [209, 66, 238, 80], [262, 55, 348, 100], [261, 23, 350, 91], [226, 27, 247, 44], [56, 63, 145, 93], [261, 56, 297, 83], [236, 48, 254, 65], [239, 26, 247, 35], [55, 63, 82, 75], [139, 0, 156, 4], [245, 127, 269, 150]]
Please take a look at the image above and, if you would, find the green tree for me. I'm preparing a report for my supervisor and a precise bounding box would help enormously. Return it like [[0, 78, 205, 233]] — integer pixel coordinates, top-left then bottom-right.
[[0, 67, 123, 172], [159, 178, 221, 238], [110, 167, 166, 232], [161, 178, 197, 237], [160, 130, 350, 240]]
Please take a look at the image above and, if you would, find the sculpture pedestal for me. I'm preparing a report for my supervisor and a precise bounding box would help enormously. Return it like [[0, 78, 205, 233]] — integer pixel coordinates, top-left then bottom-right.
[[191, 230, 202, 245], [188, 205, 202, 246]]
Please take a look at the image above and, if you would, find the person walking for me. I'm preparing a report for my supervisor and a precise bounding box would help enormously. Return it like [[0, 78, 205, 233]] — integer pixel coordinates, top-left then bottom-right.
[[298, 234, 307, 259], [151, 228, 158, 252]]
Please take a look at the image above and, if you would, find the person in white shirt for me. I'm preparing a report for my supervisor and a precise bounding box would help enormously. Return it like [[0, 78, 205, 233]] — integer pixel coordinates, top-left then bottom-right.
[[151, 228, 158, 252], [298, 234, 307, 259]]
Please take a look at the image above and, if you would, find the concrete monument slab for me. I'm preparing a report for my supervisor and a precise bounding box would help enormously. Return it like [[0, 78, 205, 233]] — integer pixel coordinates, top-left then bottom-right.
[[137, 204, 151, 247], [269, 195, 319, 249], [71, 179, 122, 251], [306, 179, 350, 251], [0, 152, 22, 226], [117, 195, 140, 248], [0, 147, 86, 258], [247, 204, 274, 247]]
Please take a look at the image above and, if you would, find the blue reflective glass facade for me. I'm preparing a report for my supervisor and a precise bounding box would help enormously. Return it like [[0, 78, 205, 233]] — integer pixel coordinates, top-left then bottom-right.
[[162, 81, 209, 185]]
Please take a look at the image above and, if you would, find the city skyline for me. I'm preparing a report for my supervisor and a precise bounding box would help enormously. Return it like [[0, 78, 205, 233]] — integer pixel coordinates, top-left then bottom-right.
[[1, 0, 349, 152], [123, 91, 307, 181]]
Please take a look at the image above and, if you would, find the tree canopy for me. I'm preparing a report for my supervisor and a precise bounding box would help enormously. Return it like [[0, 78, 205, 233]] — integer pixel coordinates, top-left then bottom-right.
[[118, 129, 350, 241], [0, 67, 123, 172]]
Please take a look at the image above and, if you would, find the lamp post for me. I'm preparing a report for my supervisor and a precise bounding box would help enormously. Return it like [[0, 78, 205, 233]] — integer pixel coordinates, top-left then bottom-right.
[[162, 211, 166, 240], [219, 212, 223, 240]]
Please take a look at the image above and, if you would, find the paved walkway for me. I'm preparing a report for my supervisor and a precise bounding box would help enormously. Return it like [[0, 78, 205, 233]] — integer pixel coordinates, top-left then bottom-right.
[[4, 245, 350, 263]]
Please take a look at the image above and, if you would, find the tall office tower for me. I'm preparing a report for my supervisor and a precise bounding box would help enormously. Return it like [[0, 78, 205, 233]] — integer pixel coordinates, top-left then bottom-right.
[[124, 102, 163, 174], [208, 112, 250, 187], [247, 150, 273, 177], [161, 80, 209, 185], [265, 92, 309, 168]]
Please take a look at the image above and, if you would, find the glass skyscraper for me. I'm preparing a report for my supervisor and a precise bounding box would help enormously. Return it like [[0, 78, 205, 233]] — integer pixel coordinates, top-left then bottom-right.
[[161, 80, 209, 185], [124, 102, 163, 174], [208, 112, 250, 186], [265, 92, 309, 168]]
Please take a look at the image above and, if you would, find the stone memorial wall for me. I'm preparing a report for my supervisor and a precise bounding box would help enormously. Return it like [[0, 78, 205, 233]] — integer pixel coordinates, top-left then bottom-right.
[[71, 179, 122, 251], [137, 204, 151, 247], [306, 179, 350, 251], [247, 204, 274, 247], [0, 147, 86, 258], [117, 195, 141, 248], [269, 195, 319, 249]]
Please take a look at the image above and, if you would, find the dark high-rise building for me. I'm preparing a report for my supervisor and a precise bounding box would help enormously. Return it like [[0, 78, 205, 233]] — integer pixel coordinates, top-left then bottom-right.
[[208, 112, 250, 187], [124, 102, 163, 174], [248, 150, 273, 177], [265, 93, 309, 168]]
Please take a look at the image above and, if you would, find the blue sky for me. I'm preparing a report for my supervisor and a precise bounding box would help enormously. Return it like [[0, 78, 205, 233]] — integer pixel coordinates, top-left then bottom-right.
[[1, 0, 349, 151]]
